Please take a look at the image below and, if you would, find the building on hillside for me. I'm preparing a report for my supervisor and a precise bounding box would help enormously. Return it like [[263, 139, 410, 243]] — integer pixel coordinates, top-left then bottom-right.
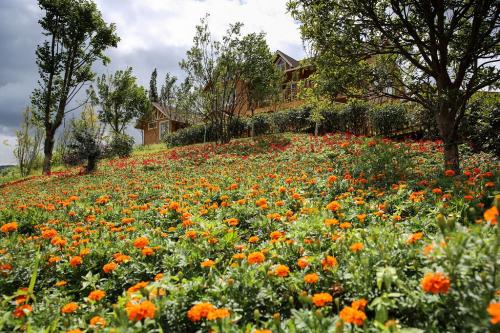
[[135, 102, 189, 145]]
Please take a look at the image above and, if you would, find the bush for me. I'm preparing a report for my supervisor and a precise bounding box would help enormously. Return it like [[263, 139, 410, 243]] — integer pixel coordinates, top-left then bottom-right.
[[370, 103, 409, 136], [106, 133, 135, 158]]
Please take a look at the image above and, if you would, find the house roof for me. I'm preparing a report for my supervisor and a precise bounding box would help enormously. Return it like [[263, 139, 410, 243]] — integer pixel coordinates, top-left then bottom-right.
[[275, 50, 300, 68]]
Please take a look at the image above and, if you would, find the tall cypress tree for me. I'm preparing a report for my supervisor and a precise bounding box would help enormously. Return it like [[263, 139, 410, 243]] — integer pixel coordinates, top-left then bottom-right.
[[149, 68, 159, 102]]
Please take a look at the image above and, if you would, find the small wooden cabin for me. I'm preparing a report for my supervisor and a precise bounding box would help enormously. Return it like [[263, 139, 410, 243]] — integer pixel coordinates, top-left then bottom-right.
[[135, 102, 189, 145]]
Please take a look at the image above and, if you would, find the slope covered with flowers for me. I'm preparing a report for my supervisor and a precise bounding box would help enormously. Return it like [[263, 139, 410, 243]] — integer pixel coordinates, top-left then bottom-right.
[[0, 133, 499, 332]]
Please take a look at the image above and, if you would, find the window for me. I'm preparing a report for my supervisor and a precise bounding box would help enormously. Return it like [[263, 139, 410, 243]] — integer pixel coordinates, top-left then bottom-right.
[[159, 121, 169, 140], [276, 59, 286, 71], [148, 122, 157, 130]]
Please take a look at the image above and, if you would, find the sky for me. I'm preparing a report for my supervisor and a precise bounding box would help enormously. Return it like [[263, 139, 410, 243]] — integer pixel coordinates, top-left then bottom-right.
[[0, 0, 305, 165]]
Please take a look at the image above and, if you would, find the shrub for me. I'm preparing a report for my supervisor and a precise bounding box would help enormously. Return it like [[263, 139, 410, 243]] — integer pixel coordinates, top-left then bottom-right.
[[370, 103, 409, 136], [107, 133, 135, 158]]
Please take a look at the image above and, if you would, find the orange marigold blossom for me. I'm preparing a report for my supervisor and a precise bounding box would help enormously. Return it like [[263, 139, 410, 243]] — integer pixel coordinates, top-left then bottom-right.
[[128, 281, 149, 293], [103, 262, 117, 273], [304, 273, 319, 284], [88, 290, 106, 302], [297, 257, 309, 269], [126, 299, 156, 321], [13, 304, 32, 318], [201, 259, 215, 268], [206, 308, 230, 320], [484, 206, 498, 225], [187, 302, 215, 322], [321, 255, 337, 269], [133, 237, 149, 249], [326, 201, 341, 212], [61, 302, 78, 314], [421, 272, 451, 294], [273, 264, 290, 277], [339, 306, 367, 326], [69, 256, 83, 267], [350, 242, 364, 252], [89, 316, 106, 327], [247, 251, 265, 264], [406, 232, 424, 244], [312, 293, 333, 307], [487, 302, 500, 325], [1, 222, 17, 233]]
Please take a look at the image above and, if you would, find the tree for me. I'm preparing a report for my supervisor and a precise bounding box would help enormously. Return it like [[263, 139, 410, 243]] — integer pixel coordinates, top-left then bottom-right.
[[66, 105, 104, 174], [31, 0, 119, 175], [14, 107, 44, 176], [159, 73, 178, 120], [239, 33, 281, 138], [90, 67, 150, 134], [288, 0, 500, 171], [149, 68, 159, 102]]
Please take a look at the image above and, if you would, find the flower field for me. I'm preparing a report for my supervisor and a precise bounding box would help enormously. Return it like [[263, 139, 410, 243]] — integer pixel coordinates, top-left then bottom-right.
[[0, 133, 499, 332]]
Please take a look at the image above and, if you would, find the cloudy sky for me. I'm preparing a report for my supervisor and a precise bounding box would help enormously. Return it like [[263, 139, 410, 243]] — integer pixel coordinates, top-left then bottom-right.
[[0, 0, 305, 165]]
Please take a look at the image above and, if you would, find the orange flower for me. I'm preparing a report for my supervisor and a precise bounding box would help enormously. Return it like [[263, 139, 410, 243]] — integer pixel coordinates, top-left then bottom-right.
[[89, 316, 106, 327], [339, 306, 367, 326], [133, 237, 149, 249], [247, 251, 265, 264], [126, 299, 156, 321], [326, 201, 341, 212], [61, 302, 78, 314], [421, 272, 451, 294], [206, 308, 230, 320], [350, 243, 364, 253], [273, 264, 290, 277], [128, 281, 149, 293], [187, 302, 215, 322], [444, 169, 456, 177], [55, 280, 67, 287], [12, 304, 32, 318], [297, 257, 310, 269], [88, 290, 106, 302], [142, 247, 155, 256], [69, 256, 83, 267], [103, 262, 117, 273], [201, 259, 215, 268], [406, 232, 423, 244], [484, 206, 498, 225], [0, 222, 17, 233], [41, 229, 58, 239], [312, 293, 333, 307], [321, 255, 337, 269], [248, 236, 259, 243], [304, 273, 319, 284], [225, 218, 239, 226], [487, 302, 500, 325], [351, 299, 368, 311]]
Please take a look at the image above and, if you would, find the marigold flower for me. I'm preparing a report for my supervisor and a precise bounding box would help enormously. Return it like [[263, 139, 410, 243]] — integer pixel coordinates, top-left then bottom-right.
[[225, 218, 239, 226], [304, 273, 319, 284], [206, 308, 230, 320], [487, 302, 500, 325], [187, 302, 215, 322], [201, 259, 215, 268], [247, 251, 265, 264], [326, 201, 341, 212], [142, 247, 155, 256], [273, 264, 290, 277], [351, 299, 367, 311], [248, 236, 259, 243], [350, 242, 364, 253], [69, 256, 83, 267], [61, 302, 78, 314], [103, 262, 118, 273], [421, 272, 451, 294], [89, 316, 106, 327], [406, 232, 424, 244], [339, 306, 367, 326], [321, 255, 337, 269], [1, 222, 17, 233], [444, 169, 456, 177], [126, 300, 156, 321], [41, 229, 58, 239], [88, 290, 106, 302], [297, 257, 310, 269], [312, 293, 333, 307], [133, 237, 149, 249], [13, 304, 32, 318], [484, 206, 498, 225], [128, 281, 149, 293]]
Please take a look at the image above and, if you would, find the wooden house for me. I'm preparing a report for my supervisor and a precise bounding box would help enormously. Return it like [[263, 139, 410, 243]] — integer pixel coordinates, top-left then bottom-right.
[[135, 102, 189, 145]]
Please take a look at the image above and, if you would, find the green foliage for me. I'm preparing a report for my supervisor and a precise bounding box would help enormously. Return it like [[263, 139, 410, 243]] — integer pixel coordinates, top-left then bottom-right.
[[14, 107, 44, 177], [90, 67, 150, 135], [370, 104, 408, 136], [106, 134, 135, 158]]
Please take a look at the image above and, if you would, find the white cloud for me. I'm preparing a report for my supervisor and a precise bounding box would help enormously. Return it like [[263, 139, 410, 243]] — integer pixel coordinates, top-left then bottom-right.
[[96, 0, 304, 58], [0, 132, 17, 165]]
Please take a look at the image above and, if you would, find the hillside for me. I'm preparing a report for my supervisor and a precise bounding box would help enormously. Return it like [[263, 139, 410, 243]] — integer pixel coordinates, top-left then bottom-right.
[[0, 133, 499, 332]]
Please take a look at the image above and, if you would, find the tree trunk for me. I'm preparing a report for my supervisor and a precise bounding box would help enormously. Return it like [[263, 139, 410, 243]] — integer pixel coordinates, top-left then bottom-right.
[[86, 156, 97, 174], [436, 103, 460, 172], [42, 128, 55, 175]]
